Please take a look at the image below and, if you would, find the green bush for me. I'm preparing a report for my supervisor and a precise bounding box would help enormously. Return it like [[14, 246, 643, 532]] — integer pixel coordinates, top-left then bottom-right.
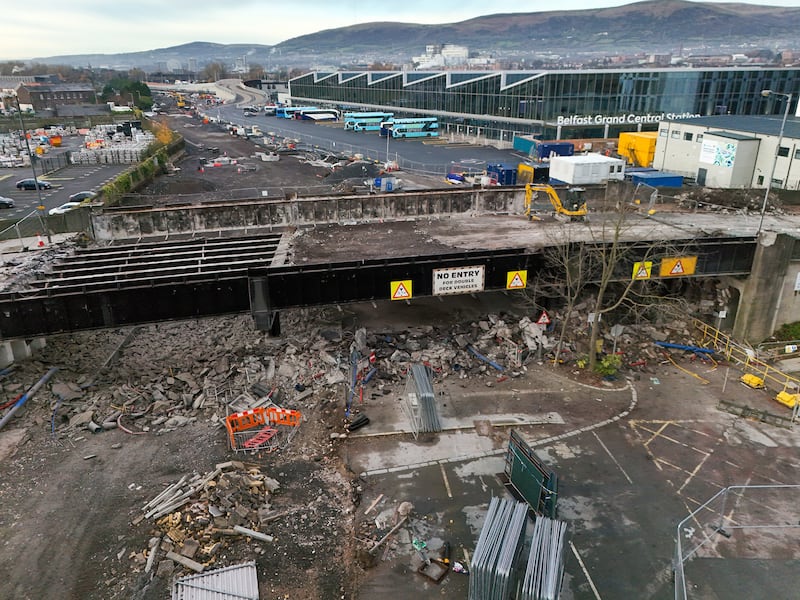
[[593, 354, 622, 377], [774, 322, 800, 341]]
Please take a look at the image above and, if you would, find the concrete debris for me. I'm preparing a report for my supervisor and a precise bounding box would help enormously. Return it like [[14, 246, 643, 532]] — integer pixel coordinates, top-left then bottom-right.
[[138, 463, 283, 576]]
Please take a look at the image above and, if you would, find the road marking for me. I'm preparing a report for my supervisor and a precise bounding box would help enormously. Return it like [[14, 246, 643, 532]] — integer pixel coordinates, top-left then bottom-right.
[[570, 541, 602, 600], [440, 463, 453, 498], [642, 422, 670, 447], [678, 449, 712, 493], [592, 431, 633, 484]]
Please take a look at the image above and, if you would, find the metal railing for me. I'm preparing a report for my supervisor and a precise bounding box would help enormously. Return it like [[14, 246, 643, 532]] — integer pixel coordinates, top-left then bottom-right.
[[674, 484, 800, 600], [693, 318, 800, 422], [0, 209, 49, 246]]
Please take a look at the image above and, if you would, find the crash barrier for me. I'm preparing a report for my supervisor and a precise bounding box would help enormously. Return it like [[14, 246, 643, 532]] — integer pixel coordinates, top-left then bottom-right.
[[693, 319, 800, 422], [225, 406, 302, 453], [674, 484, 800, 600]]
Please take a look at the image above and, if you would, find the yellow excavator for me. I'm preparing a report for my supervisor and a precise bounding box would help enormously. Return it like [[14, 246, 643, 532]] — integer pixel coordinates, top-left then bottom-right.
[[524, 183, 588, 221]]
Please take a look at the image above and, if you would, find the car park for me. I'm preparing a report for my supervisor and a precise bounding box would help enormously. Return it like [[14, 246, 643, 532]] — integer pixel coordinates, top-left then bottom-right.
[[16, 178, 52, 190], [68, 191, 96, 202], [0, 196, 15, 208], [48, 202, 82, 215]]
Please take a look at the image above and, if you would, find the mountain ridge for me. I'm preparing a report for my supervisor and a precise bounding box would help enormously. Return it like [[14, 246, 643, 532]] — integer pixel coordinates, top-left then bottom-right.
[[24, 1, 800, 69]]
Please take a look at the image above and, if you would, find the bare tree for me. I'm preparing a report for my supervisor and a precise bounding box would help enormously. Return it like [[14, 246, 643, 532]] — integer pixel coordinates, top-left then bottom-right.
[[528, 185, 696, 373]]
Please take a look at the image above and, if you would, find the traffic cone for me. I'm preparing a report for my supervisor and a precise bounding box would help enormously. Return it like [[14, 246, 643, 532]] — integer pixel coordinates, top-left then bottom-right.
[[36, 234, 45, 248]]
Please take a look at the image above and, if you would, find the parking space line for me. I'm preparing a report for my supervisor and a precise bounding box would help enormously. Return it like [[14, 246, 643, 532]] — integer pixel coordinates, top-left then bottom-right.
[[642, 422, 670, 447], [592, 431, 633, 484], [638, 423, 710, 455], [678, 450, 713, 493], [653, 457, 698, 476], [570, 541, 602, 600], [439, 463, 453, 498]]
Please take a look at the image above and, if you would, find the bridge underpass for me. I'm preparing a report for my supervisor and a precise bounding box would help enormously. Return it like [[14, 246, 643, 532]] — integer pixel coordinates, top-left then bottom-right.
[[0, 234, 757, 342]]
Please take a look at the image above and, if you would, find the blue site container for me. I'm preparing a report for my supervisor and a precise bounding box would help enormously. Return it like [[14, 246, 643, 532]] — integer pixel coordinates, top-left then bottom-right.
[[487, 163, 518, 186], [536, 142, 574, 160], [631, 171, 683, 188]]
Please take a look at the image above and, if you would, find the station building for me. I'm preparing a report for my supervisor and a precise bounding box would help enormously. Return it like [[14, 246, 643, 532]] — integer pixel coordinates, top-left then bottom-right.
[[654, 114, 800, 190], [289, 67, 800, 142]]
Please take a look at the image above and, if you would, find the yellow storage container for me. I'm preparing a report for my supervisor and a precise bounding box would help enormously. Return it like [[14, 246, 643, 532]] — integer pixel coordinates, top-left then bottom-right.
[[775, 391, 798, 408], [740, 373, 765, 389], [618, 131, 658, 167]]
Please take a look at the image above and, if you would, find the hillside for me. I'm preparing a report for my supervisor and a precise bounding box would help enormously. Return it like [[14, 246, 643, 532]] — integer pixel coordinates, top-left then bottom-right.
[[29, 1, 800, 69]]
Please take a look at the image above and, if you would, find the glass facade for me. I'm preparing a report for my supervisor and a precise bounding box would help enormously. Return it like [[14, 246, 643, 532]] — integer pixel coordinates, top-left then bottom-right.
[[289, 68, 800, 140]]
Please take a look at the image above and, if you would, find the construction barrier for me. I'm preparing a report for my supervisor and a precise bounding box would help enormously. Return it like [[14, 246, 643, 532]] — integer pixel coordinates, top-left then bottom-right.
[[266, 406, 302, 427], [225, 406, 302, 453]]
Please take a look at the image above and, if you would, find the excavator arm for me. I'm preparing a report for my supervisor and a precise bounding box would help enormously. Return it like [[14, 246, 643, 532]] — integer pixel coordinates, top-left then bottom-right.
[[524, 183, 587, 220]]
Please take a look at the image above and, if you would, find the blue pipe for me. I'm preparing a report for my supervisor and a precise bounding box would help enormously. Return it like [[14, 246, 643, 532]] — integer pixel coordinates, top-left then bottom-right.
[[0, 367, 59, 431], [362, 368, 377, 384], [467, 345, 505, 372], [654, 341, 714, 354]]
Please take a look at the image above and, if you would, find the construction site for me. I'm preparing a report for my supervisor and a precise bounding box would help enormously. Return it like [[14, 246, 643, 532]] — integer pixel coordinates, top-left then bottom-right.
[[1, 106, 799, 600]]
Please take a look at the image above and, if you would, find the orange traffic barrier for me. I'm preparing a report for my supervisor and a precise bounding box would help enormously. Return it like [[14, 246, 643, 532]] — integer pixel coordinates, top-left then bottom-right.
[[267, 407, 302, 427]]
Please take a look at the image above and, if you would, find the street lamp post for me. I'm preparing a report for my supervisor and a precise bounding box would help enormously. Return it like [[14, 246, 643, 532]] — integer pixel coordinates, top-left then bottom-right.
[[5, 93, 51, 243], [757, 89, 793, 235]]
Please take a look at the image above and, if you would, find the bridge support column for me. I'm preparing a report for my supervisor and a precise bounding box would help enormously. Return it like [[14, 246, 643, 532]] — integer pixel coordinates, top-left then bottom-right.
[[29, 337, 47, 352], [733, 232, 794, 343], [248, 274, 280, 336], [10, 339, 32, 362], [0, 342, 13, 368]]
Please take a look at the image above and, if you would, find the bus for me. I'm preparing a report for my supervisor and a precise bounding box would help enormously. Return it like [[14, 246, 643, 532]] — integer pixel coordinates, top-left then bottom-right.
[[380, 117, 439, 138], [343, 112, 394, 131], [275, 105, 319, 118], [297, 108, 340, 121]]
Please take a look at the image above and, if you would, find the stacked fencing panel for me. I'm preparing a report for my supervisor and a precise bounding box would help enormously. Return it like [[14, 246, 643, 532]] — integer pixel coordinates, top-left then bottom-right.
[[521, 517, 569, 600], [469, 497, 529, 600], [402, 364, 442, 437]]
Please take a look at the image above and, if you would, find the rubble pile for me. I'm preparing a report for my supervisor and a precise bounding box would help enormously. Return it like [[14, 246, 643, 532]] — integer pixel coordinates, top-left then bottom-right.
[[135, 461, 282, 578]]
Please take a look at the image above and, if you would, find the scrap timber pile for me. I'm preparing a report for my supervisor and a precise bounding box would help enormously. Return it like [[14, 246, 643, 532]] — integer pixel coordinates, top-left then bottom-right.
[[134, 461, 283, 578]]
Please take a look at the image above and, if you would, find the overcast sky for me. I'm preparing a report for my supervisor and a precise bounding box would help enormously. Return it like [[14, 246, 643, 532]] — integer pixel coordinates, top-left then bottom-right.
[[3, 0, 798, 61]]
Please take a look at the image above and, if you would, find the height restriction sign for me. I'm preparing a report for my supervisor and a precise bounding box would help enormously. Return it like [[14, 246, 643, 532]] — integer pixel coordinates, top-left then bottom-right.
[[390, 280, 413, 300], [506, 270, 528, 290]]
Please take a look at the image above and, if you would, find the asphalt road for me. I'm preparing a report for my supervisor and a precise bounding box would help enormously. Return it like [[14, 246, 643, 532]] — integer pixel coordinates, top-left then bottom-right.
[[209, 103, 526, 174]]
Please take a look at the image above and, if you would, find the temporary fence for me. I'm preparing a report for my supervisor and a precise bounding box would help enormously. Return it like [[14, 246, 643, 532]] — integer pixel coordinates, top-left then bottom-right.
[[520, 517, 569, 600], [469, 497, 529, 600], [674, 484, 800, 600], [401, 364, 442, 438], [224, 405, 302, 454], [0, 209, 50, 245], [503, 429, 559, 519], [172, 560, 259, 600]]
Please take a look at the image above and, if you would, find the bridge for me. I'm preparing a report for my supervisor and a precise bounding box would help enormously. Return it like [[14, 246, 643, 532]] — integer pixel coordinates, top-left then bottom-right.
[[0, 186, 795, 357]]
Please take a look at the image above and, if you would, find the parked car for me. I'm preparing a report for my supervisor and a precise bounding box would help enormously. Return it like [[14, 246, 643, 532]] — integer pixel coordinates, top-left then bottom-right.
[[16, 178, 51, 190], [0, 196, 15, 209], [68, 191, 96, 202], [48, 202, 82, 215]]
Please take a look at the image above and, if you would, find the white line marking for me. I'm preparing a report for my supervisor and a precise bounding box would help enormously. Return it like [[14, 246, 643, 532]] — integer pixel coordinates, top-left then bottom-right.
[[570, 541, 602, 600], [439, 463, 453, 498], [593, 431, 633, 484]]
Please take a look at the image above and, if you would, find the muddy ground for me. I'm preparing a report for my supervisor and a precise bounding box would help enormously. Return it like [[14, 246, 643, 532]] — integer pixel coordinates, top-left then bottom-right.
[[2, 112, 799, 600]]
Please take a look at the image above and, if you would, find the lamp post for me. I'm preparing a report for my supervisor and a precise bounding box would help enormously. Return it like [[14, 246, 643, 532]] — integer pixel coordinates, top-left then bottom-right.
[[6, 93, 50, 242], [757, 89, 793, 235]]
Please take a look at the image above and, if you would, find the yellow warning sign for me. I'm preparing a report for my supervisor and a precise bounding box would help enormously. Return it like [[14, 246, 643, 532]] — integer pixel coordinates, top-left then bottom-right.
[[506, 270, 528, 290], [632, 261, 652, 280], [660, 256, 697, 277], [390, 280, 413, 301]]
